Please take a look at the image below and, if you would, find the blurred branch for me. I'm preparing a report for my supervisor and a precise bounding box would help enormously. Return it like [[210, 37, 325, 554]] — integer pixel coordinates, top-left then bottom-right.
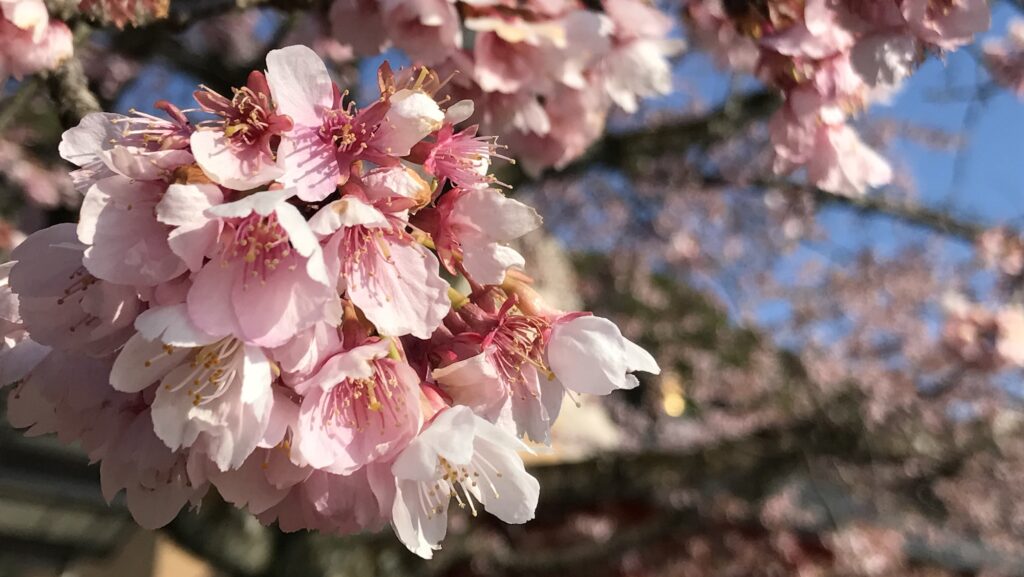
[[514, 89, 991, 243], [699, 174, 987, 242], [501, 90, 782, 189], [163, 0, 319, 30], [41, 24, 100, 130], [43, 55, 100, 129], [0, 80, 41, 132]]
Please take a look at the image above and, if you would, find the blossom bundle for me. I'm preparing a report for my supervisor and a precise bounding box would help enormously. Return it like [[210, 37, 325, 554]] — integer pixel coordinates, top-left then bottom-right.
[[983, 19, 1024, 98], [0, 0, 73, 81], [685, 0, 991, 196], [329, 0, 683, 174], [0, 45, 659, 558]]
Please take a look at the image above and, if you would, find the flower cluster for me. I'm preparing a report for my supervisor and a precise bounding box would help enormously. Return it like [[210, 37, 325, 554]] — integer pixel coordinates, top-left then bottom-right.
[[329, 0, 682, 174], [1, 46, 659, 558], [0, 0, 73, 81], [984, 18, 1024, 98], [685, 0, 990, 196], [942, 294, 1024, 371], [1, 0, 171, 82]]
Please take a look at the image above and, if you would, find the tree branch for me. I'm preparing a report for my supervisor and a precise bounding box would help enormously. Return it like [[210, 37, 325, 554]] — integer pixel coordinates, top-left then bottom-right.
[[43, 56, 100, 129], [700, 174, 988, 242], [163, 0, 319, 30], [514, 89, 992, 242]]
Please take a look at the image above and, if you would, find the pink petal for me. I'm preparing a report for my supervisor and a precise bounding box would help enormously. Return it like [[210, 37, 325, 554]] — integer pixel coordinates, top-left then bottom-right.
[[276, 130, 342, 202], [191, 130, 283, 190], [265, 45, 334, 128], [346, 239, 449, 339]]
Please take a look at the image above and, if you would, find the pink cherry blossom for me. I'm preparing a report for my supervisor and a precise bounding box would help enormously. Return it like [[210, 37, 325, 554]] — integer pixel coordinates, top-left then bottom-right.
[[0, 0, 72, 81], [770, 89, 892, 196], [984, 19, 1024, 97], [292, 338, 422, 473], [58, 106, 193, 192], [191, 71, 292, 189], [901, 0, 990, 50], [424, 187, 541, 285], [422, 123, 501, 190], [100, 409, 207, 529], [4, 46, 661, 558], [329, 0, 389, 56], [312, 194, 450, 339], [185, 189, 337, 348], [381, 0, 462, 66], [684, 0, 759, 73], [110, 308, 275, 471], [432, 302, 564, 443], [266, 45, 392, 201], [9, 223, 142, 356], [386, 405, 540, 559]]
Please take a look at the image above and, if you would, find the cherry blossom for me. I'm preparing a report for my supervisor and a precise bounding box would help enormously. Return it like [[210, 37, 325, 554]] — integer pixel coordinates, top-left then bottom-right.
[[685, 0, 992, 195], [191, 71, 292, 189], [0, 0, 73, 81], [322, 0, 678, 173], [984, 19, 1024, 97], [2, 47, 660, 556], [385, 406, 540, 559]]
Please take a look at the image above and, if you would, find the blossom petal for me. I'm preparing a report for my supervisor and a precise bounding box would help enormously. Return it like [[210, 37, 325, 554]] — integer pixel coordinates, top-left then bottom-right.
[[191, 130, 283, 190], [265, 45, 334, 128]]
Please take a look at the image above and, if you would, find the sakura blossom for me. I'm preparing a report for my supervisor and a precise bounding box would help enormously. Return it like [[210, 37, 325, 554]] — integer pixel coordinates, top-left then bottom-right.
[[984, 18, 1024, 97], [322, 0, 679, 173], [2, 46, 659, 557], [0, 0, 73, 81], [685, 0, 992, 195], [191, 71, 291, 190]]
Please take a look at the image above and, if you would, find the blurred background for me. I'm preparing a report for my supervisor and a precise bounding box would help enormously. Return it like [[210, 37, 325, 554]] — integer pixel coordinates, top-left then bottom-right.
[[5, 0, 1024, 576]]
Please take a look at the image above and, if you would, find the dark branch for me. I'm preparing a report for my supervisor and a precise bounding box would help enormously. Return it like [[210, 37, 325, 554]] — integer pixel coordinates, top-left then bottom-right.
[[513, 89, 992, 242], [43, 55, 100, 129], [701, 174, 988, 242]]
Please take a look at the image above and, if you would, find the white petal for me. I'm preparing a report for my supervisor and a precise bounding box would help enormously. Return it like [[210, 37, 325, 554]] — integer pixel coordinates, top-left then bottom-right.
[[190, 130, 284, 190], [265, 45, 334, 128], [309, 198, 389, 236], [453, 189, 542, 242], [392, 480, 447, 559], [462, 243, 525, 286], [110, 332, 190, 393], [547, 315, 654, 395], [241, 345, 273, 405], [135, 304, 221, 348], [445, 100, 475, 124], [157, 183, 222, 227], [472, 422, 539, 524], [58, 112, 123, 167], [623, 336, 660, 375], [206, 188, 294, 219]]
